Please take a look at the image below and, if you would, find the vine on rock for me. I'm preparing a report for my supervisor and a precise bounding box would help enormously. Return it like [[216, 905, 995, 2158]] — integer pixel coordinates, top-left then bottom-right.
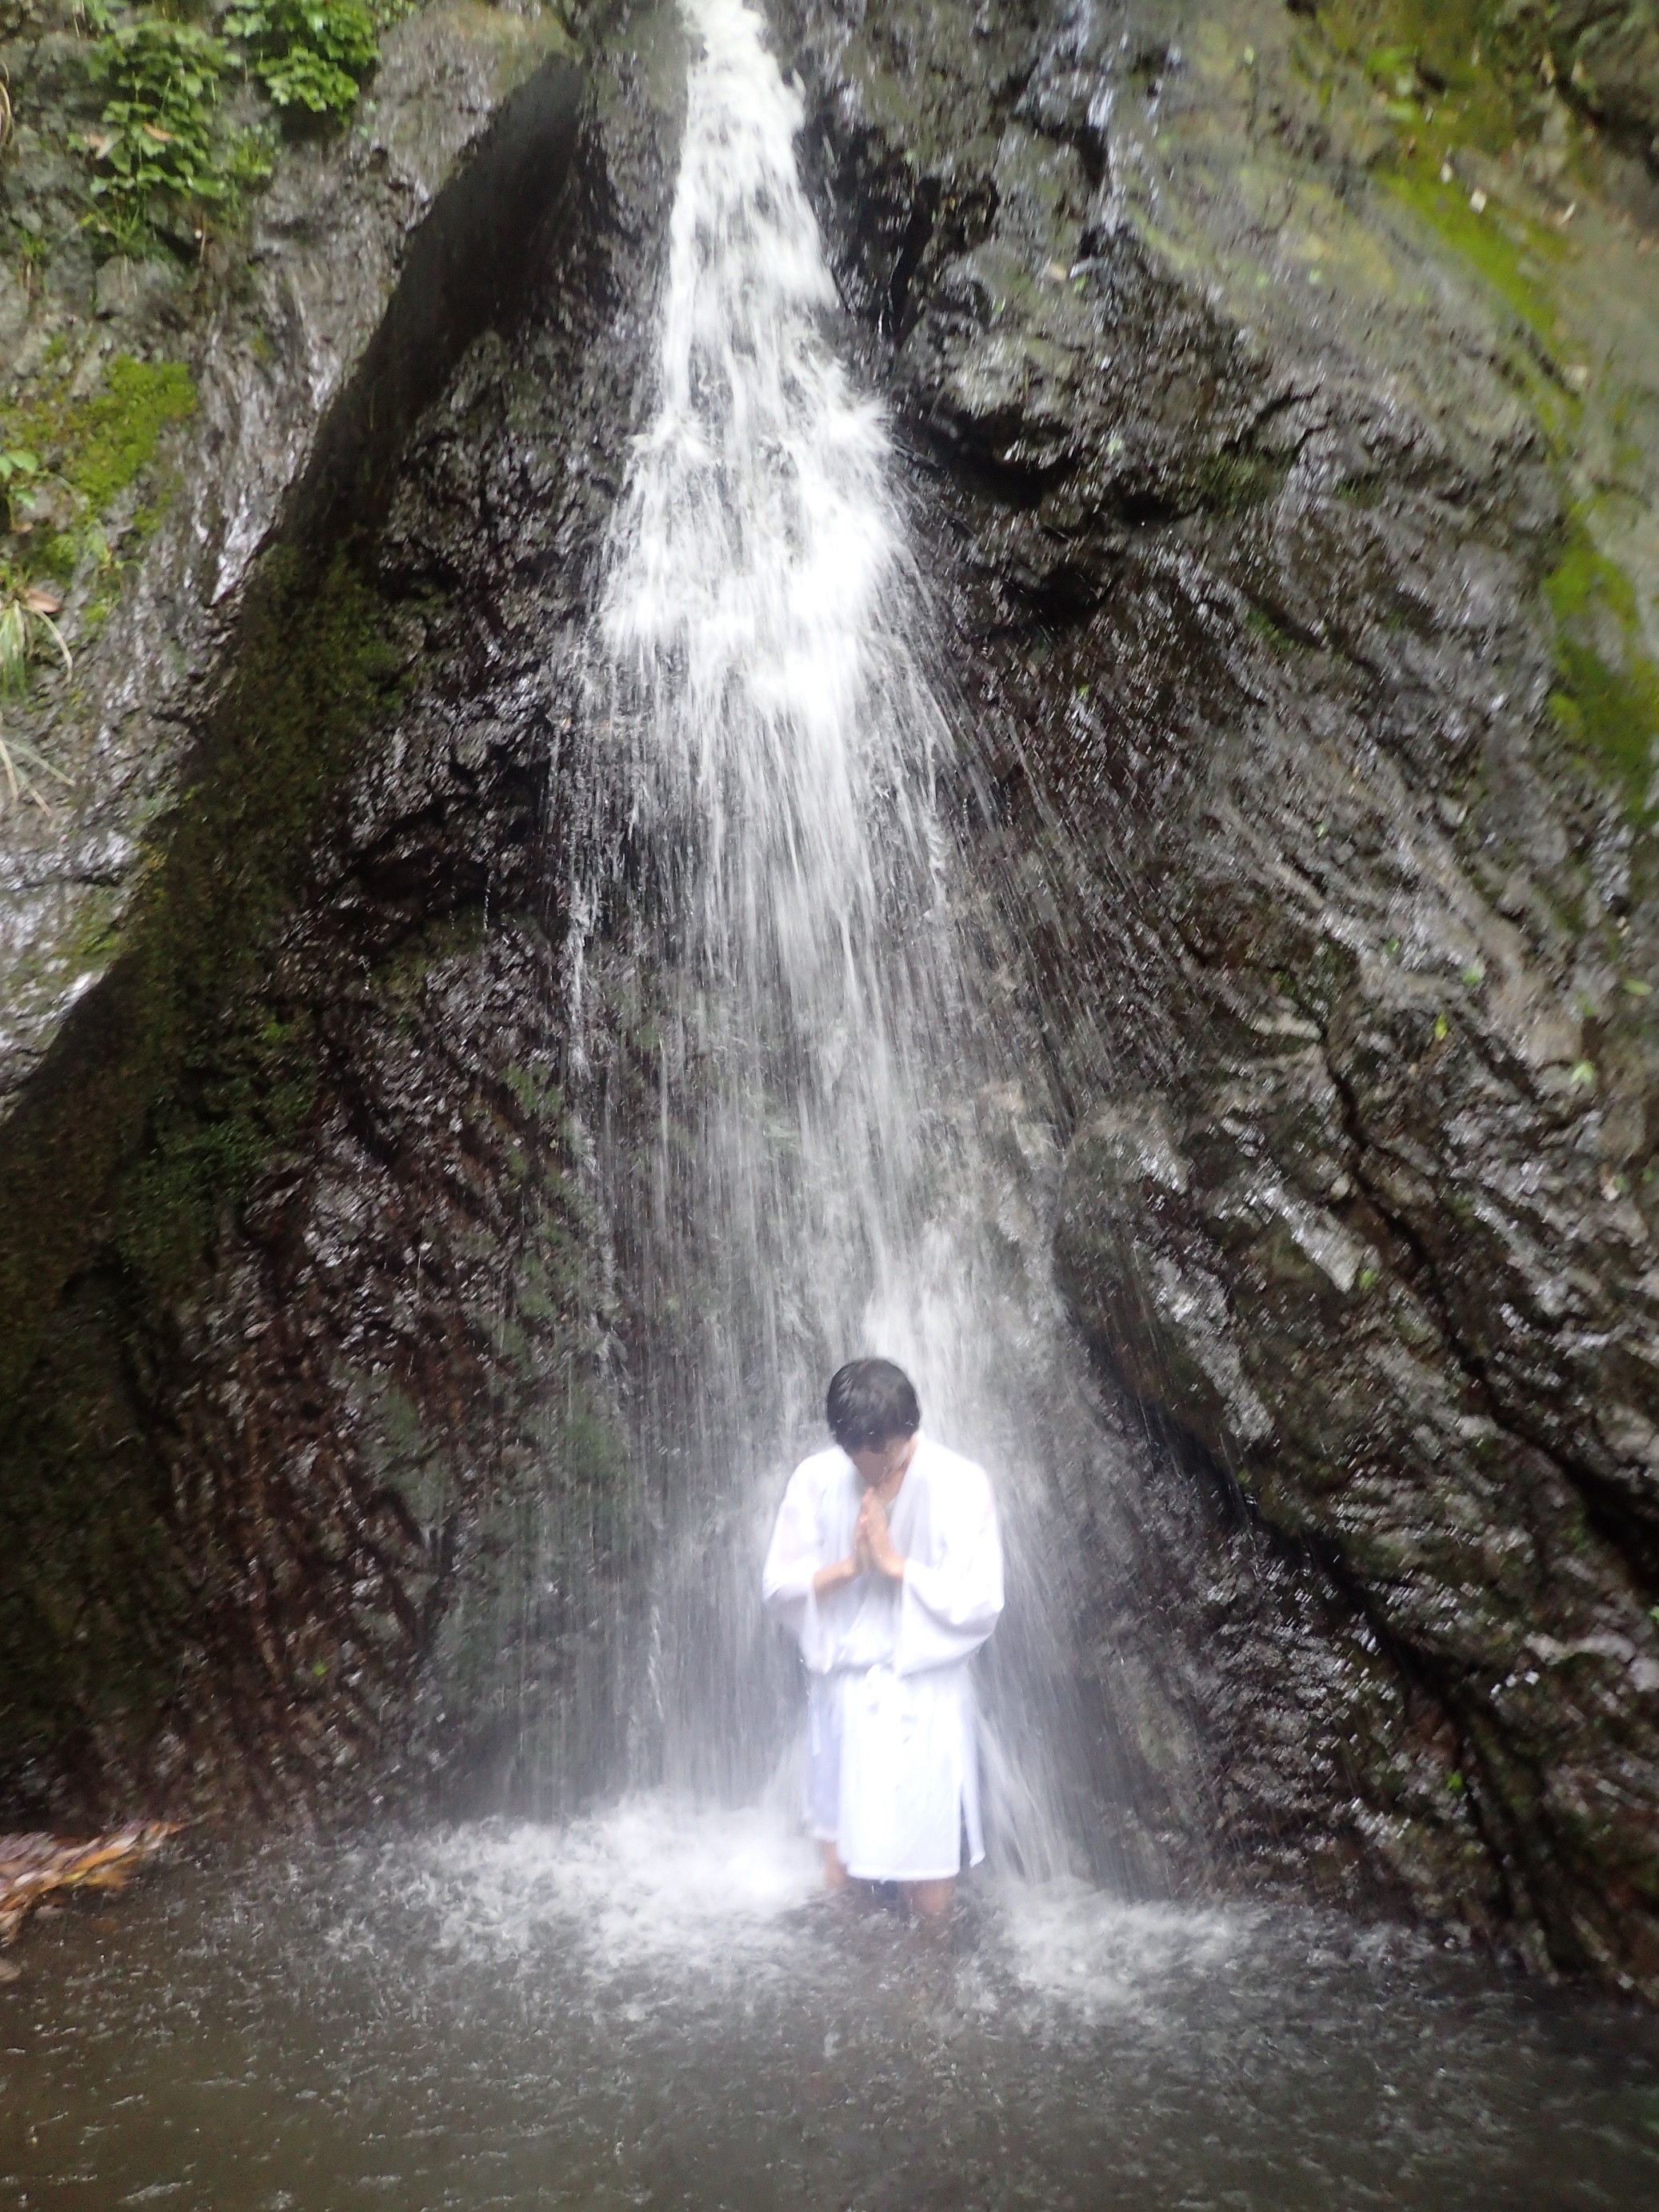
[[82, 12, 269, 254]]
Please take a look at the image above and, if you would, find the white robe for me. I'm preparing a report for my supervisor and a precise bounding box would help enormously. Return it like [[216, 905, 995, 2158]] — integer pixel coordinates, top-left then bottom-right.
[[762, 1435, 1004, 1882]]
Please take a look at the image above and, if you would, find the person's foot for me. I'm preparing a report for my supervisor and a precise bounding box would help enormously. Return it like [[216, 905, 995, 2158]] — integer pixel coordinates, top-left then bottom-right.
[[902, 1878, 954, 1921]]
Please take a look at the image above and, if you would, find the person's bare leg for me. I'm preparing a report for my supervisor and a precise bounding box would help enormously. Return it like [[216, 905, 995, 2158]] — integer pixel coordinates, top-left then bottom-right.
[[822, 1842, 849, 1892], [902, 1878, 954, 1920]]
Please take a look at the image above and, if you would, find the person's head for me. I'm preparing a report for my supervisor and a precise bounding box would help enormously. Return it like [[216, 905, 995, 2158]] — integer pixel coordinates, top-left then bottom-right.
[[826, 1358, 921, 1489]]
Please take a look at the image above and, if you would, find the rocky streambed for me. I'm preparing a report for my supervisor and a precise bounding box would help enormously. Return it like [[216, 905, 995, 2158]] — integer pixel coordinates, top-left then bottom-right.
[[2, 0, 1658, 2010]]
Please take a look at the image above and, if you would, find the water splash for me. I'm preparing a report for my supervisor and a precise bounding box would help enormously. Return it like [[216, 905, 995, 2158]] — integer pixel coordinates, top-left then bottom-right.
[[327, 1800, 1234, 2011], [19, 1828, 1658, 2212], [389, 1802, 825, 1988], [568, 0, 1165, 1886]]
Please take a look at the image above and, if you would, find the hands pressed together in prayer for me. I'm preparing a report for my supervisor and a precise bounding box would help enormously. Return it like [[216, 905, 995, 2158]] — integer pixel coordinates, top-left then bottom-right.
[[811, 1464, 909, 1596], [854, 1487, 905, 1581]]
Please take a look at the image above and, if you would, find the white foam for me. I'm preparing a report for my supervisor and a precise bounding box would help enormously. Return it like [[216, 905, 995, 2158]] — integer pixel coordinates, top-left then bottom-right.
[[998, 1878, 1253, 2023], [322, 1796, 1255, 2036], [359, 1799, 825, 1987]]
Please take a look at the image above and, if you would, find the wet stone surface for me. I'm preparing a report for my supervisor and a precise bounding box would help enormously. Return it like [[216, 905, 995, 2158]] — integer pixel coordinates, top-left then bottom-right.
[[0, 3, 681, 1830], [770, 0, 1659, 1994]]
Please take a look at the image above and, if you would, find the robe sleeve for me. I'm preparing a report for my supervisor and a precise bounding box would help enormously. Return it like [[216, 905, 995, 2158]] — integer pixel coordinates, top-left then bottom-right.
[[762, 1462, 835, 1673], [896, 1460, 1003, 1674]]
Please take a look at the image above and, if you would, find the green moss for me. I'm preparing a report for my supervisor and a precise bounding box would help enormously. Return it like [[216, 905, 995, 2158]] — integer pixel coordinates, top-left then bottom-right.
[[1300, 2, 1593, 406], [36, 531, 84, 583], [501, 1062, 565, 1127], [1545, 524, 1659, 822], [114, 1013, 319, 1304], [2, 358, 197, 667], [2, 355, 197, 514], [374, 906, 489, 1005], [1381, 153, 1565, 344], [110, 555, 404, 1298], [1245, 602, 1313, 657], [73, 360, 196, 507], [66, 883, 127, 977], [1313, 1, 1535, 157]]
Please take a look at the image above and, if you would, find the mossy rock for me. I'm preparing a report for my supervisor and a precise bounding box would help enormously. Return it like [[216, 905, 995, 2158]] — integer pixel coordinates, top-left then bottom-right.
[[1545, 522, 1659, 822]]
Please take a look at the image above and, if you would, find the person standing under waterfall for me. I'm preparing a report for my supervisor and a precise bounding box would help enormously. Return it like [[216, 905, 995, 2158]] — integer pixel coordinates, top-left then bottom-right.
[[762, 1358, 1004, 1918]]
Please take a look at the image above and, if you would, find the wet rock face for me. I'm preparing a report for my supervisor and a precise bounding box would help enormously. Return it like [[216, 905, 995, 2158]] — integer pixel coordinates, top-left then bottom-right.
[[1526, 2, 1659, 171], [773, 0, 1659, 1992], [0, 3, 683, 1827], [0, 0, 586, 1434]]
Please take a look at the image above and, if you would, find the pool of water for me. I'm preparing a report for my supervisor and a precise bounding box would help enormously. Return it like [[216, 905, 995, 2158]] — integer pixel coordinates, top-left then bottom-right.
[[5, 1798, 1657, 2210]]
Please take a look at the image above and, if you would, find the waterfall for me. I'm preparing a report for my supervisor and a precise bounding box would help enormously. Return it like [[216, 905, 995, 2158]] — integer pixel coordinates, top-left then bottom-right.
[[568, 0, 1159, 1888], [590, 0, 957, 1425]]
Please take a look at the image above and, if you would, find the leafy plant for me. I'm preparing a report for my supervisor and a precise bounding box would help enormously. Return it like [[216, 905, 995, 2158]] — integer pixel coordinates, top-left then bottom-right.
[[0, 571, 71, 697], [10, 225, 51, 300], [225, 0, 378, 119], [0, 446, 39, 533], [80, 14, 270, 251], [0, 716, 73, 813], [0, 568, 73, 813]]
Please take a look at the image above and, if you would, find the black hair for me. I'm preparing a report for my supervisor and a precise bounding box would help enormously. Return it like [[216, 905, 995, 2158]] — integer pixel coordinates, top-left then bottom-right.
[[825, 1358, 921, 1452]]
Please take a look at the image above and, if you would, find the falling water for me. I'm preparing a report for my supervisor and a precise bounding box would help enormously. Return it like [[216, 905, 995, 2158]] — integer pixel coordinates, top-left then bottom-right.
[[571, 0, 1152, 1882], [586, 0, 960, 1446]]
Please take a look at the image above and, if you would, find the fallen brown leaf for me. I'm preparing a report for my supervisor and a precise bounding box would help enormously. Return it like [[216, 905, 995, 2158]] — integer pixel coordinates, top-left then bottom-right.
[[0, 1823, 179, 1947]]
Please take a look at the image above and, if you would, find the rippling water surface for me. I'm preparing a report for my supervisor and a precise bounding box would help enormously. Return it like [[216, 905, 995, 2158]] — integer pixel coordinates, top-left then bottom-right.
[[6, 1801, 1657, 2210]]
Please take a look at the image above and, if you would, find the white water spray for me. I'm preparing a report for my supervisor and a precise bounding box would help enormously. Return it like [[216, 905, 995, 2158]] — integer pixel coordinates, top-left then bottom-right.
[[574, 0, 1156, 1886]]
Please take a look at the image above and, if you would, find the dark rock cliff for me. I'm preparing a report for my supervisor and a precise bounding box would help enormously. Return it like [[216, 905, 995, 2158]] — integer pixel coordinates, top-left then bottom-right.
[[770, 0, 1659, 1994], [2, 0, 1657, 2006], [0, 0, 683, 1825]]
